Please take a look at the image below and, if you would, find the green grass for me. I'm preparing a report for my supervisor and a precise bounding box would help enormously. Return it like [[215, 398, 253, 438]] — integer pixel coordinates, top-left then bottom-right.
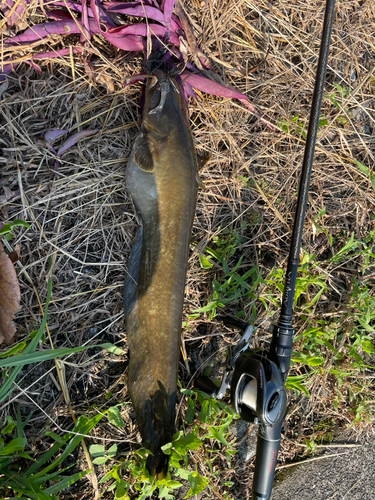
[[1, 218, 374, 499], [194, 223, 375, 427]]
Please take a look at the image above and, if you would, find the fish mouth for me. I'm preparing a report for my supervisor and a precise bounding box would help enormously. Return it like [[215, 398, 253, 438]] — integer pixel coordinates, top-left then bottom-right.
[[148, 79, 170, 119]]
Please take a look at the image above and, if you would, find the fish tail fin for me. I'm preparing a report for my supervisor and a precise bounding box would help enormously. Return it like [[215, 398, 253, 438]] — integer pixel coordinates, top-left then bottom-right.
[[146, 449, 169, 479]]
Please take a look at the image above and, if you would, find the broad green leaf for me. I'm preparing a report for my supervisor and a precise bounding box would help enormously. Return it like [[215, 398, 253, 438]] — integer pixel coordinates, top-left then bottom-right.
[[0, 339, 27, 358], [0, 438, 26, 455], [208, 426, 229, 445], [158, 486, 174, 499], [173, 433, 202, 455], [306, 356, 324, 367], [115, 484, 130, 500], [192, 301, 218, 313], [199, 399, 209, 424], [156, 479, 181, 489], [205, 247, 220, 260], [184, 472, 209, 498], [318, 118, 328, 127], [285, 380, 310, 397], [0, 223, 11, 234], [161, 442, 172, 455], [107, 406, 125, 428], [216, 400, 237, 418], [371, 174, 375, 192], [99, 469, 117, 484], [107, 443, 117, 457], [89, 444, 105, 457], [93, 456, 109, 465], [1, 415, 15, 434], [357, 319, 375, 333], [199, 254, 213, 269], [185, 398, 195, 425], [361, 340, 375, 354], [0, 220, 30, 235], [175, 468, 190, 480], [101, 343, 123, 355]]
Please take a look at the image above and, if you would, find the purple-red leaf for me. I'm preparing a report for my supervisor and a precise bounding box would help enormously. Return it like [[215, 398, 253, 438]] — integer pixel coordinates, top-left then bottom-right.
[[46, 9, 73, 21], [46, 0, 94, 17], [44, 129, 68, 144], [105, 2, 179, 30], [102, 32, 145, 51], [2, 0, 29, 26], [181, 70, 260, 118], [55, 129, 98, 169], [81, 0, 91, 43], [5, 19, 96, 44], [90, 0, 115, 32], [123, 72, 147, 86], [24, 59, 42, 72], [0, 64, 14, 82], [162, 0, 175, 26], [109, 23, 180, 46]]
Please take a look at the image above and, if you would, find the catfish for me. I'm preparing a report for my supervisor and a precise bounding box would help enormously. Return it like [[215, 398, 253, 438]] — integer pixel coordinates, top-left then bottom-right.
[[124, 68, 198, 477]]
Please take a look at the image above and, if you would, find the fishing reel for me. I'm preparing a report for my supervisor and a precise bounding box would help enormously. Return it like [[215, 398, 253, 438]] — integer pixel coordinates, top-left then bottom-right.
[[195, 318, 287, 428]]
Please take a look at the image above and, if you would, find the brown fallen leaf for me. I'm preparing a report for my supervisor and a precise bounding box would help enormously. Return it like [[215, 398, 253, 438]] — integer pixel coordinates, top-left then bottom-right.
[[0, 242, 21, 345], [8, 244, 20, 264]]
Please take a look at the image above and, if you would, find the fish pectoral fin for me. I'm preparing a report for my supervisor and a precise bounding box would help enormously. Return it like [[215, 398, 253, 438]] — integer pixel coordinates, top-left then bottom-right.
[[134, 135, 155, 172]]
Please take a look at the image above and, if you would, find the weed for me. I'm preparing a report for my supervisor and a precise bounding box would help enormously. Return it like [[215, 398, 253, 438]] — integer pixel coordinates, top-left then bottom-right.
[[281, 232, 375, 423], [195, 228, 263, 320], [353, 159, 375, 193], [195, 255, 262, 320], [0, 219, 30, 240], [88, 390, 238, 500], [278, 114, 328, 138], [194, 223, 374, 426], [324, 82, 351, 127], [0, 408, 100, 499]]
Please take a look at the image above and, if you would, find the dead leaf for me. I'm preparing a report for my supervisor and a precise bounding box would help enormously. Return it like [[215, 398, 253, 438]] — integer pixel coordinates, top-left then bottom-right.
[[8, 244, 20, 264], [0, 243, 21, 345]]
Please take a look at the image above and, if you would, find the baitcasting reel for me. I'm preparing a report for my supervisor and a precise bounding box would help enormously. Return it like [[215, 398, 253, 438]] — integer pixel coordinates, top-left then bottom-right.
[[195, 318, 287, 428]]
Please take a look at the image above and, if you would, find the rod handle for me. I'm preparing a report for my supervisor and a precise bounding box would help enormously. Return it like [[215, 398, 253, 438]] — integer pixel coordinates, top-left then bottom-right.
[[252, 423, 282, 500]]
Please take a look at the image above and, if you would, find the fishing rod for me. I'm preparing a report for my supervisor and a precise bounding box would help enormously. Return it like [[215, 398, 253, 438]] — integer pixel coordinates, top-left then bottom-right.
[[195, 0, 336, 498]]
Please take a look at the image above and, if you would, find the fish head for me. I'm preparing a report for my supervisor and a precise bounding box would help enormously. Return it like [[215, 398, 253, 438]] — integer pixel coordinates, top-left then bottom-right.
[[142, 69, 185, 140]]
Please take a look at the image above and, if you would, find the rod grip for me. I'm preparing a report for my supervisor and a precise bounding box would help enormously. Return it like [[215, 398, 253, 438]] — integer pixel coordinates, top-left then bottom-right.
[[252, 423, 282, 500]]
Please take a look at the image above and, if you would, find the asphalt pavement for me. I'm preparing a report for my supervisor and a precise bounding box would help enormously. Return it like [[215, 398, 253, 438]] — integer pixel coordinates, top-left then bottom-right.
[[271, 432, 375, 500]]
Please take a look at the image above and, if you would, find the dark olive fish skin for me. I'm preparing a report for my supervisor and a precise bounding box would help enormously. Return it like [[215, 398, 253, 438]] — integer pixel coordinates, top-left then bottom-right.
[[124, 69, 197, 477]]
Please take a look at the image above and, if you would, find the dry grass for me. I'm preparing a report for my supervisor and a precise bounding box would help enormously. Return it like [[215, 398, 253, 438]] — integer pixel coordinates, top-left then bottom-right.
[[1, 0, 375, 498]]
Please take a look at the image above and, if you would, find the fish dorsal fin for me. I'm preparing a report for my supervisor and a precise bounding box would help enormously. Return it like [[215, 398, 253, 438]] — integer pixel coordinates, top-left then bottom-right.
[[133, 134, 154, 172]]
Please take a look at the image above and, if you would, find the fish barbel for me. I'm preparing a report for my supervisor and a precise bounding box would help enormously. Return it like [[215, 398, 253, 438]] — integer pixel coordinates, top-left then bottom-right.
[[124, 68, 198, 477]]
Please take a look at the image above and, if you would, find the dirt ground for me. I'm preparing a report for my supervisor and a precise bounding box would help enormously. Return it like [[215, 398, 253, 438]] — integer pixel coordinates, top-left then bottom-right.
[[1, 0, 375, 498]]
